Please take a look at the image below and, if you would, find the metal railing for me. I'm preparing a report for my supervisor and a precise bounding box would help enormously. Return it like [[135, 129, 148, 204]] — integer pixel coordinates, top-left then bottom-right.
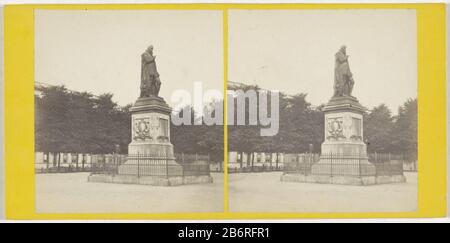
[[35, 163, 92, 173], [283, 152, 405, 177], [228, 165, 284, 173], [91, 153, 210, 178], [35, 152, 212, 175], [35, 154, 127, 174]]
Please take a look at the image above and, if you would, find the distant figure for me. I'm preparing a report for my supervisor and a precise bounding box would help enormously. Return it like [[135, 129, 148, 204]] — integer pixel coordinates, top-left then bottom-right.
[[334, 45, 355, 97], [140, 45, 161, 97]]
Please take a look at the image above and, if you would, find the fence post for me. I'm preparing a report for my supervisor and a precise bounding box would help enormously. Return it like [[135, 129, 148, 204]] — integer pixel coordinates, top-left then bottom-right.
[[166, 155, 169, 179], [207, 153, 211, 175], [182, 157, 185, 179], [303, 155, 307, 176], [115, 154, 119, 175], [137, 153, 140, 178], [112, 153, 115, 175], [375, 155, 378, 177], [358, 151, 362, 178], [402, 159, 405, 176], [46, 153, 49, 170], [307, 153, 311, 175], [81, 155, 85, 172], [330, 152, 333, 178], [389, 158, 393, 177], [57, 153, 61, 173]]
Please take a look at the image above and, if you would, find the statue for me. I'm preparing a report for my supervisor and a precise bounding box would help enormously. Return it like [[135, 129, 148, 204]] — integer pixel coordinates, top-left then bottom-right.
[[140, 45, 161, 98], [334, 45, 354, 97]]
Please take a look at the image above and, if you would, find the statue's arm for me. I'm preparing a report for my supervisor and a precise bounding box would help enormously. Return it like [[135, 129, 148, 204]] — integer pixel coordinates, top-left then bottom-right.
[[141, 53, 155, 63], [336, 52, 348, 63]]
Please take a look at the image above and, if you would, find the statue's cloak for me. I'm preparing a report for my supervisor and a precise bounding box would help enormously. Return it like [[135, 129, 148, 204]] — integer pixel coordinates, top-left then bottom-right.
[[334, 51, 353, 96], [141, 52, 159, 83]]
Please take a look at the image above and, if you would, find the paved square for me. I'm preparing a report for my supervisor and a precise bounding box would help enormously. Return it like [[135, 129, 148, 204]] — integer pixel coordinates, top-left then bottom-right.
[[36, 172, 224, 213], [229, 172, 417, 212]]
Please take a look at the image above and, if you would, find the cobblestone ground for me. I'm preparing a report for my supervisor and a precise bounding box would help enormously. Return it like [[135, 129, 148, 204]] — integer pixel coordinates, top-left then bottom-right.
[[229, 172, 417, 213], [36, 172, 223, 213]]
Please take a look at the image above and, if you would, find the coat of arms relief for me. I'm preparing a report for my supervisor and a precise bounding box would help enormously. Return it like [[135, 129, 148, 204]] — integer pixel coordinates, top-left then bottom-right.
[[133, 116, 169, 142], [326, 117, 345, 140], [133, 116, 159, 141]]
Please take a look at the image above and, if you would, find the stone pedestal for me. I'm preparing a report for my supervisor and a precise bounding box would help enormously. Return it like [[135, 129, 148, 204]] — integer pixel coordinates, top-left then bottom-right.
[[281, 47, 406, 185], [88, 47, 214, 186], [118, 96, 183, 176], [87, 95, 214, 186], [281, 95, 406, 185], [311, 96, 376, 177]]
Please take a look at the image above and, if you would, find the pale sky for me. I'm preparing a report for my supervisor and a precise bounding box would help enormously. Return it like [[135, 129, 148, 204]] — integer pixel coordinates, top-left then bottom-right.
[[229, 9, 417, 113], [35, 10, 223, 107]]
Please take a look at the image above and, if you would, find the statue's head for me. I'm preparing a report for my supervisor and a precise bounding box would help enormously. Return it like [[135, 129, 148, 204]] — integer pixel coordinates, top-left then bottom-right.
[[146, 45, 154, 53], [340, 45, 347, 53]]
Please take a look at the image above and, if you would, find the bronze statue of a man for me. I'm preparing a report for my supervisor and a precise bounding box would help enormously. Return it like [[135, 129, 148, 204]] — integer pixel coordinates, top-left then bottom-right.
[[140, 45, 161, 98], [334, 45, 354, 97]]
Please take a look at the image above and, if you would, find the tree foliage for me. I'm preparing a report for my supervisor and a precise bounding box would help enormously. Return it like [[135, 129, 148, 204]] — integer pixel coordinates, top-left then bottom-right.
[[35, 85, 132, 154], [227, 82, 417, 156], [363, 99, 417, 156], [35, 83, 417, 160], [35, 84, 223, 161], [364, 104, 395, 152], [228, 84, 324, 155]]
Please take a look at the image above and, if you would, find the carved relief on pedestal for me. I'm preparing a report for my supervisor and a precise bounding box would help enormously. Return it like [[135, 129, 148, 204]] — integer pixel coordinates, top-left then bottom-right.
[[133, 117, 154, 141], [157, 118, 170, 143], [342, 115, 352, 139], [350, 117, 362, 141], [326, 117, 345, 141], [132, 115, 159, 141], [132, 114, 170, 143]]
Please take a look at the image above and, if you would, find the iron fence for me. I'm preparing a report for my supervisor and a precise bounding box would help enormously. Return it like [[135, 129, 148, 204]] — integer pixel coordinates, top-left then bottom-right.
[[35, 164, 92, 173], [35, 154, 126, 174], [35, 152, 212, 175], [91, 153, 210, 178], [283, 152, 406, 177], [228, 164, 284, 173]]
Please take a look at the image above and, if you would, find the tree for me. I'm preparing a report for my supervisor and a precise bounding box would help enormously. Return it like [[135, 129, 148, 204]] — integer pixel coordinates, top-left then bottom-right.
[[364, 104, 395, 153], [281, 94, 323, 153], [35, 85, 71, 154], [35, 85, 131, 154], [391, 99, 417, 157], [196, 101, 224, 162], [228, 83, 262, 167], [36, 84, 224, 160], [35, 82, 417, 161], [227, 82, 325, 161]]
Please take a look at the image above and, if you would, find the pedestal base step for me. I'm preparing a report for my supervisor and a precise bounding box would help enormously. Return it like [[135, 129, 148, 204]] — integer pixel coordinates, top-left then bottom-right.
[[88, 174, 213, 187], [280, 174, 406, 186]]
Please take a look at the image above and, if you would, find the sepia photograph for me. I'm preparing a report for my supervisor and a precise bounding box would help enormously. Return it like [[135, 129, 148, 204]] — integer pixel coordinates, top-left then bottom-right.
[[34, 10, 224, 213], [227, 9, 418, 213], [1, 0, 448, 226], [2, 0, 450, 229]]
